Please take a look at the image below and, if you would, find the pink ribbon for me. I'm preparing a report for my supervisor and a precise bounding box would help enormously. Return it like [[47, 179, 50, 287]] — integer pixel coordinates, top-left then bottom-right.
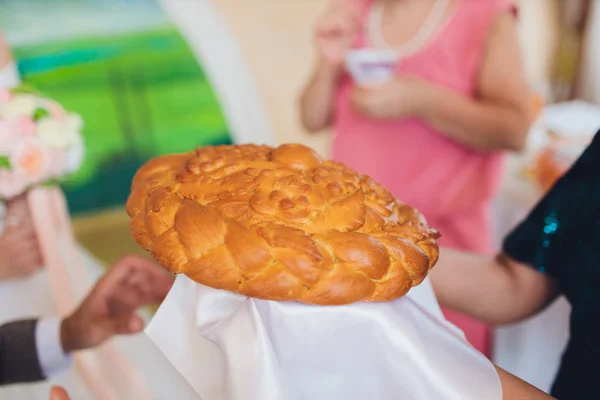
[[28, 186, 156, 400]]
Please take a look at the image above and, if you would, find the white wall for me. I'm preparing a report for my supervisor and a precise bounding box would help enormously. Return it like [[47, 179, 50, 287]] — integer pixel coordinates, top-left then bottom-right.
[[212, 0, 331, 156]]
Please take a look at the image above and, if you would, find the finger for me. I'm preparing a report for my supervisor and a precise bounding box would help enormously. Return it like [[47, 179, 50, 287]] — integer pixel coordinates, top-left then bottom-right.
[[330, 0, 347, 13], [121, 262, 171, 297], [131, 266, 174, 303], [34, 253, 44, 269], [333, 0, 359, 12], [50, 386, 71, 400], [333, 0, 360, 26], [151, 274, 174, 302], [108, 286, 150, 316], [349, 93, 361, 109], [320, 7, 356, 34], [125, 274, 154, 301], [15, 258, 42, 275], [13, 243, 42, 264], [5, 195, 29, 214], [339, 19, 357, 36], [130, 260, 175, 293], [11, 235, 40, 251], [5, 209, 36, 232], [2, 225, 37, 242], [349, 86, 365, 103], [112, 275, 172, 308], [120, 271, 166, 306], [346, 0, 362, 16], [319, 17, 343, 37], [107, 264, 169, 313], [94, 255, 149, 296], [10, 244, 42, 265], [9, 265, 35, 278], [113, 314, 144, 335], [89, 257, 161, 314], [350, 95, 369, 115], [364, 80, 390, 90]]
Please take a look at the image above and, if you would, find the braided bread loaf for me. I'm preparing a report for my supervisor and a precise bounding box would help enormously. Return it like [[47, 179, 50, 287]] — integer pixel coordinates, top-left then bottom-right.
[[127, 143, 440, 305]]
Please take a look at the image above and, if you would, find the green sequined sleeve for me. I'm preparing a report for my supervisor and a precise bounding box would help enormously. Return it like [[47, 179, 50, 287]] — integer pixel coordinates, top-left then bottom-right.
[[503, 132, 600, 289]]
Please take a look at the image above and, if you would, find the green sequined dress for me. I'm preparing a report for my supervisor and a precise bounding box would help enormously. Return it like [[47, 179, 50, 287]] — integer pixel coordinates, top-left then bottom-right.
[[503, 132, 600, 399]]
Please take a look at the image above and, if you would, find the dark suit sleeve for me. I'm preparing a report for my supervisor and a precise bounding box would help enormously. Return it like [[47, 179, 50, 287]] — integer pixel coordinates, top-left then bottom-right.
[[0, 319, 45, 385]]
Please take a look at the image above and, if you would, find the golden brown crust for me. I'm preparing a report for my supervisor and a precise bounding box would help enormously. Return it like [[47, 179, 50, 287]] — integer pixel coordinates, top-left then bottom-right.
[[127, 143, 440, 305]]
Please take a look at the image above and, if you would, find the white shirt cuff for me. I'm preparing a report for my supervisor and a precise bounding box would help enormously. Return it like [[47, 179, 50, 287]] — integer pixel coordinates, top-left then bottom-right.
[[35, 317, 73, 378]]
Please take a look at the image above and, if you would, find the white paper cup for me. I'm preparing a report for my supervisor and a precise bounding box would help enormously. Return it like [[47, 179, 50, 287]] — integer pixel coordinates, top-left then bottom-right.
[[345, 48, 399, 86]]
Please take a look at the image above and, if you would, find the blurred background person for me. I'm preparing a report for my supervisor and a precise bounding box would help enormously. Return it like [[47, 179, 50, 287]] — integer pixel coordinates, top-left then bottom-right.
[[0, 189, 177, 398], [0, 29, 177, 399], [299, 0, 531, 356]]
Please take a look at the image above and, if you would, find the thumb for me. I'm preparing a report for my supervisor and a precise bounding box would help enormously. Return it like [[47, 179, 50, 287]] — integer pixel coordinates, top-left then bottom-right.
[[50, 386, 70, 400]]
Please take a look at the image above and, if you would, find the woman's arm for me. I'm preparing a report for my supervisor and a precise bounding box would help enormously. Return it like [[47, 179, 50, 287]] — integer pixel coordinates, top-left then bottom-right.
[[418, 11, 531, 151], [0, 196, 43, 280], [299, 1, 358, 132], [495, 366, 556, 399], [431, 248, 559, 325], [299, 62, 342, 132]]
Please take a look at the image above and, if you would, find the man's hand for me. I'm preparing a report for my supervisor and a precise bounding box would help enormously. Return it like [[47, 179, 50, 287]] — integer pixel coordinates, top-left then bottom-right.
[[349, 77, 432, 120], [0, 195, 43, 280], [60, 255, 173, 353], [50, 386, 70, 400]]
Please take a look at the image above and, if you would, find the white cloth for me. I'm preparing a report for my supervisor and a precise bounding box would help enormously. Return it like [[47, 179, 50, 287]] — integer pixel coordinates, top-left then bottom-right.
[[147, 275, 502, 400], [35, 317, 72, 378]]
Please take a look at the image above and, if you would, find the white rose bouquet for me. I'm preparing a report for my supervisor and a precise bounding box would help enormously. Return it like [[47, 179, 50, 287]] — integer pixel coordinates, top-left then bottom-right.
[[0, 86, 84, 200]]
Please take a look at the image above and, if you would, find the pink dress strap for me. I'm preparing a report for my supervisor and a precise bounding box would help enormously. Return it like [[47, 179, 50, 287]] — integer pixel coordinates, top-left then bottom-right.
[[354, 0, 517, 47]]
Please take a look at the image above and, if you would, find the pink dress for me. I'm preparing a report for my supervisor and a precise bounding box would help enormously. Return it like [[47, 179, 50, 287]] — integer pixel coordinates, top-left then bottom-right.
[[333, 0, 516, 356]]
